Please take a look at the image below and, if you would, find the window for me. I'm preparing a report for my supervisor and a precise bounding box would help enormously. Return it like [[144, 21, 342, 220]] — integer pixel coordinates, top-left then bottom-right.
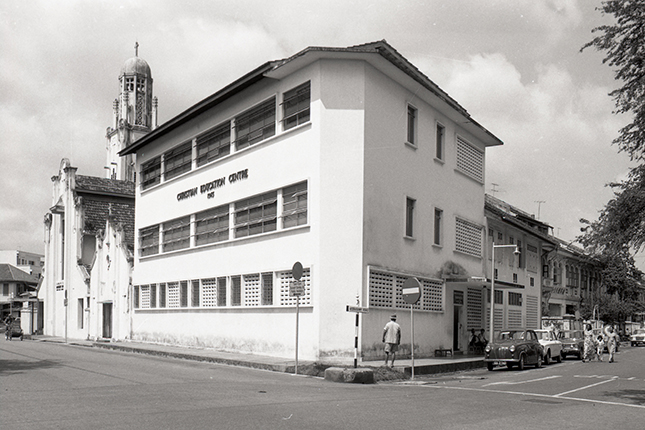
[[150, 284, 157, 308], [133, 285, 140, 308], [139, 225, 160, 257], [283, 81, 310, 130], [196, 122, 231, 166], [162, 216, 190, 252], [405, 197, 415, 237], [195, 205, 229, 246], [495, 290, 503, 304], [231, 276, 241, 306], [164, 141, 192, 180], [235, 98, 276, 150], [141, 156, 161, 190], [509, 292, 522, 306], [2, 283, 8, 295], [262, 272, 273, 305], [234, 191, 277, 238], [456, 136, 484, 183], [434, 208, 443, 245], [517, 240, 524, 268], [180, 281, 188, 308], [125, 77, 134, 92], [436, 123, 445, 160], [217, 277, 227, 307], [455, 217, 482, 257], [407, 105, 417, 145], [159, 283, 166, 308], [282, 181, 307, 228], [78, 298, 84, 329]]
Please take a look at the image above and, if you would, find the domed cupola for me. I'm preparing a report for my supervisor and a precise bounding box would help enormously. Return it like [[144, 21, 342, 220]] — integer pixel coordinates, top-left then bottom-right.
[[121, 56, 152, 77]]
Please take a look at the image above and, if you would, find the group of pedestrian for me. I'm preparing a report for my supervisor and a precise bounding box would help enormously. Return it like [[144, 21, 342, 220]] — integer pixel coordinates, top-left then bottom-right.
[[468, 328, 488, 351], [582, 323, 620, 363]]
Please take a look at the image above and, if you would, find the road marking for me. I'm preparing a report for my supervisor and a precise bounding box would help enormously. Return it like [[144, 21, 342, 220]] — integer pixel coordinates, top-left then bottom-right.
[[554, 377, 617, 397], [419, 384, 645, 410], [482, 375, 561, 387]]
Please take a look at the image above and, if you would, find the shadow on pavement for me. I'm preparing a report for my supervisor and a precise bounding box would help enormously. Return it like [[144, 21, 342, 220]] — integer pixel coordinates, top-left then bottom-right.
[[0, 358, 62, 375], [604, 389, 645, 406]]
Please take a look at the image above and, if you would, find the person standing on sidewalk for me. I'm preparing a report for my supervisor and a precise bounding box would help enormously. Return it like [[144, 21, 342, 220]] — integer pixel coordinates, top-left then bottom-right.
[[383, 314, 401, 367]]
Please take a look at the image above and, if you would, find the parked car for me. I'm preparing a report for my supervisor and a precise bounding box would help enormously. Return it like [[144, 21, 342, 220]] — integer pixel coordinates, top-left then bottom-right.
[[484, 329, 543, 371], [534, 329, 563, 364], [558, 330, 584, 359], [630, 328, 645, 346]]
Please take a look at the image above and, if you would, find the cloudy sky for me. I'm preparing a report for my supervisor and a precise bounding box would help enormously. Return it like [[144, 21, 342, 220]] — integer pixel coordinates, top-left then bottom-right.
[[0, 0, 635, 259]]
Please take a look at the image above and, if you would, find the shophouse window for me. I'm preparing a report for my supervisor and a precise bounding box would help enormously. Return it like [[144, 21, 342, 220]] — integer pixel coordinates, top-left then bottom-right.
[[283, 81, 310, 130], [141, 156, 161, 190], [455, 217, 482, 257], [195, 204, 229, 246], [262, 272, 273, 305], [436, 123, 445, 160], [217, 277, 227, 306], [508, 292, 522, 306], [235, 97, 276, 150], [162, 216, 191, 252], [282, 181, 307, 228], [405, 197, 416, 237], [456, 136, 484, 183], [234, 191, 277, 238], [139, 225, 160, 256], [164, 141, 192, 181], [196, 122, 231, 166], [407, 105, 417, 145], [434, 208, 443, 245], [231, 276, 241, 306]]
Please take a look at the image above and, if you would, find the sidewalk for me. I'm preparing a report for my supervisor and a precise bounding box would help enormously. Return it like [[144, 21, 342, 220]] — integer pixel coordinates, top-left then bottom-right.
[[28, 335, 485, 377]]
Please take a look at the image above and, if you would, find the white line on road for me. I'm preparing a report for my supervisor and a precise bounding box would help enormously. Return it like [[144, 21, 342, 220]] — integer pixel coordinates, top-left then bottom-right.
[[554, 377, 617, 397], [482, 375, 561, 387]]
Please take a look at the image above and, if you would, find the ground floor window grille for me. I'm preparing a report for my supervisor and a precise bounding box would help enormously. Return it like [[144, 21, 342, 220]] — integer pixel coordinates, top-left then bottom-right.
[[191, 280, 200, 307], [368, 267, 444, 312], [231, 276, 241, 306], [507, 308, 523, 328], [201, 278, 217, 307], [217, 277, 227, 307], [243, 274, 260, 306], [140, 285, 150, 309], [261, 273, 273, 305], [134, 285, 140, 308], [525, 295, 539, 328], [167, 282, 179, 308], [486, 307, 504, 332], [279, 268, 311, 306], [508, 292, 522, 306], [466, 288, 483, 330], [159, 283, 166, 308], [150, 284, 157, 308], [180, 281, 188, 308]]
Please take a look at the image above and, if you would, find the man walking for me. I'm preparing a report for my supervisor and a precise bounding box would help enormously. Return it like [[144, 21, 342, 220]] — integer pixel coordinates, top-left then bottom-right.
[[383, 314, 401, 367], [606, 325, 620, 363]]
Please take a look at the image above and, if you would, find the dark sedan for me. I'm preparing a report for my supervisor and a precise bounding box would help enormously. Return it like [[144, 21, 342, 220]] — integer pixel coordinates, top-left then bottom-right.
[[558, 330, 584, 359], [484, 329, 543, 371]]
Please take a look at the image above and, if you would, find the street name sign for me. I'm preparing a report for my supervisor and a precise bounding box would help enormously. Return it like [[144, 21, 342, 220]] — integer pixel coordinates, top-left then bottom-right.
[[289, 280, 305, 297], [346, 305, 369, 313]]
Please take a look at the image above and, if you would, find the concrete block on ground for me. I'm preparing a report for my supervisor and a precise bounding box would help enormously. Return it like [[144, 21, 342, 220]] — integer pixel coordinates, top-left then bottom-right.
[[324, 367, 375, 384]]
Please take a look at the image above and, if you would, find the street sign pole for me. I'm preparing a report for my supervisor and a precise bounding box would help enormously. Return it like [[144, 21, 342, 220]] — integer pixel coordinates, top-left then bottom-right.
[[292, 262, 303, 375], [402, 277, 421, 380], [295, 294, 299, 375]]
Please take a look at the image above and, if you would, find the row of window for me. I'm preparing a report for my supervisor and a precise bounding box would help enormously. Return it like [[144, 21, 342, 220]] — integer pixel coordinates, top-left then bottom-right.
[[139, 182, 307, 257], [133, 268, 311, 309], [141, 81, 311, 190], [368, 268, 444, 312], [487, 289, 523, 306], [406, 103, 483, 183]]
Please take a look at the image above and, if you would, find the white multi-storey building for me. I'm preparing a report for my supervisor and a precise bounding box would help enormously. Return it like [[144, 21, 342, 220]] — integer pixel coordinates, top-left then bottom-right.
[[121, 41, 504, 361]]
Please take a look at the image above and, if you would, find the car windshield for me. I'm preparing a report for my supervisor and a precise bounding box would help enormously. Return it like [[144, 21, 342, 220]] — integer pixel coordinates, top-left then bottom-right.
[[560, 331, 582, 339], [498, 331, 525, 340], [535, 331, 552, 340]]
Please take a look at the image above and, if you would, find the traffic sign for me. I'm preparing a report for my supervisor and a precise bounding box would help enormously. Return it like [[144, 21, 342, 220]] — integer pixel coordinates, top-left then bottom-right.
[[289, 280, 305, 296], [292, 261, 303, 281], [346, 305, 369, 313], [402, 277, 421, 304]]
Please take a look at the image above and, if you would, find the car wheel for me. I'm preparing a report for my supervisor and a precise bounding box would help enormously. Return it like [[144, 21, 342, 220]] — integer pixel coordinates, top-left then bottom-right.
[[518, 355, 525, 371], [556, 352, 562, 363], [535, 354, 543, 368], [632, 342, 635, 347], [487, 362, 494, 371], [545, 350, 551, 365]]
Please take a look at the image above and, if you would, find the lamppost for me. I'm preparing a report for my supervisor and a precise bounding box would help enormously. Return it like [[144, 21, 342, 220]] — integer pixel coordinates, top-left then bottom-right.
[[489, 243, 519, 343]]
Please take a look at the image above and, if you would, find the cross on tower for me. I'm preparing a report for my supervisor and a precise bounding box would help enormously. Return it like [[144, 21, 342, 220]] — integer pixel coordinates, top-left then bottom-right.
[[135, 41, 139, 57]]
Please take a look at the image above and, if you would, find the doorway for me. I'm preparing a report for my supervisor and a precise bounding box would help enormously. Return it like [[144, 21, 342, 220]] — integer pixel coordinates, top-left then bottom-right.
[[102, 303, 112, 339], [453, 305, 461, 351]]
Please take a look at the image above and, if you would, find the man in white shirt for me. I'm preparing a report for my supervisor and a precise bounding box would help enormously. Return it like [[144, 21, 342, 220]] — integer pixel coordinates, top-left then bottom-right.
[[383, 314, 401, 367]]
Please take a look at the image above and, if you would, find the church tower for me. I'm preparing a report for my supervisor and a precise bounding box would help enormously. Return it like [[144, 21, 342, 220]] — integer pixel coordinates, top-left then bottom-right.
[[106, 43, 158, 181]]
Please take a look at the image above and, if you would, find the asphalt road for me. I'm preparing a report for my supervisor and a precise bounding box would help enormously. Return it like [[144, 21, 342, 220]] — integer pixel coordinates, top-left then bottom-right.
[[1, 340, 643, 429]]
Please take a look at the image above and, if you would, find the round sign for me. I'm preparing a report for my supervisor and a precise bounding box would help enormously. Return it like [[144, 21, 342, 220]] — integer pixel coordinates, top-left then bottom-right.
[[402, 277, 421, 304], [292, 261, 303, 281]]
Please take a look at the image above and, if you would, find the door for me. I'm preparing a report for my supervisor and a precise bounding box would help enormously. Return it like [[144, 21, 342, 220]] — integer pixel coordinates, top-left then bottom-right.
[[453, 305, 461, 351], [102, 303, 112, 339]]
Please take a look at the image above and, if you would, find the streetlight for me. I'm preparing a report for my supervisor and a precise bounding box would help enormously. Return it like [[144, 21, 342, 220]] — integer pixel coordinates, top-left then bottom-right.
[[489, 243, 519, 343]]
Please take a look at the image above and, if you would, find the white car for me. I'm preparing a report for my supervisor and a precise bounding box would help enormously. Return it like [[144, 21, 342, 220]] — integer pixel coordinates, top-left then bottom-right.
[[534, 329, 563, 364], [630, 329, 645, 346]]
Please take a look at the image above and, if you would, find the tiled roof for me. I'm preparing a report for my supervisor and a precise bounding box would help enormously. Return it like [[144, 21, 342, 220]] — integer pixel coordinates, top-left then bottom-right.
[[82, 198, 135, 252], [0, 264, 39, 285], [76, 175, 135, 196]]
